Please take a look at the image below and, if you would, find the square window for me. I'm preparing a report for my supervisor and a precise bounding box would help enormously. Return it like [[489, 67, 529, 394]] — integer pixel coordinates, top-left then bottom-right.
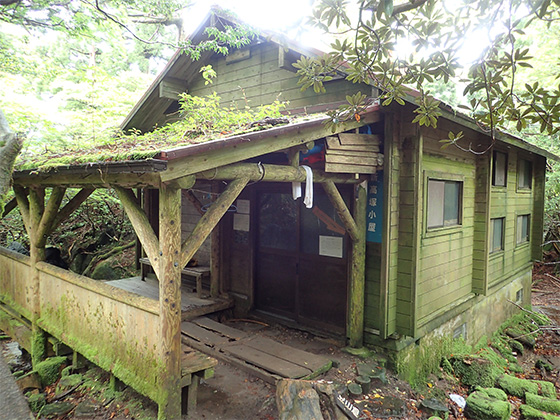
[[492, 151, 507, 187], [427, 179, 462, 229], [517, 214, 530, 244], [491, 217, 505, 253], [518, 159, 532, 189]]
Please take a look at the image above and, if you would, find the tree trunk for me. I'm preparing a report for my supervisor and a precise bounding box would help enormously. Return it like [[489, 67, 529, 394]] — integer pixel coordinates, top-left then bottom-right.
[[0, 108, 23, 215]]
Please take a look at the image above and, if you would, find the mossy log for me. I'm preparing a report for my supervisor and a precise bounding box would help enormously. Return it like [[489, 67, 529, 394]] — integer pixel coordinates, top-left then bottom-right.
[[526, 393, 560, 415], [520, 404, 560, 420], [449, 356, 499, 388], [464, 388, 511, 420], [497, 374, 556, 399]]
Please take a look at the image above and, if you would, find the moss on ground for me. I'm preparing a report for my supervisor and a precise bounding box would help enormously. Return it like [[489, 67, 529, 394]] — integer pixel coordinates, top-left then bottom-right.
[[464, 387, 511, 420], [520, 404, 560, 420], [526, 393, 560, 414], [497, 374, 556, 399], [35, 356, 67, 386]]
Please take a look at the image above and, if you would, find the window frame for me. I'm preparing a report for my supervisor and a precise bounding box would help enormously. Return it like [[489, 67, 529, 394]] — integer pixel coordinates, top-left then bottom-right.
[[492, 150, 508, 187], [517, 158, 532, 191], [425, 172, 464, 234], [490, 217, 505, 254], [516, 213, 531, 246]]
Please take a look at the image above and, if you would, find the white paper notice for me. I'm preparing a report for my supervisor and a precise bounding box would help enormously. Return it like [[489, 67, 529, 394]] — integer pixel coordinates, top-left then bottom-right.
[[233, 213, 250, 231], [236, 199, 250, 214], [319, 236, 343, 258]]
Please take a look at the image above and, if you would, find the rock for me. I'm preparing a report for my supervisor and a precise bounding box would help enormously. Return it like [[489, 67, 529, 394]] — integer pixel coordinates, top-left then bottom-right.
[[57, 373, 83, 390], [526, 393, 560, 414], [497, 373, 556, 398], [74, 400, 101, 419], [520, 404, 560, 420], [464, 387, 511, 420], [421, 398, 449, 417], [41, 401, 74, 418], [356, 376, 371, 394], [276, 379, 324, 420], [35, 356, 67, 387], [16, 371, 41, 391], [362, 395, 406, 418], [27, 393, 46, 413], [536, 359, 554, 372]]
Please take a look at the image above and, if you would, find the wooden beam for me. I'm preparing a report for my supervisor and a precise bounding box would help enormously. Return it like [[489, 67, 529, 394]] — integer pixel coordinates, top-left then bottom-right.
[[28, 188, 45, 246], [13, 172, 161, 189], [162, 112, 380, 182], [197, 163, 363, 184], [52, 188, 94, 232], [348, 181, 367, 348], [13, 186, 30, 233], [158, 184, 182, 419], [180, 177, 249, 269], [322, 181, 359, 242], [113, 186, 161, 279], [166, 175, 195, 190], [35, 187, 66, 248], [1, 197, 18, 218]]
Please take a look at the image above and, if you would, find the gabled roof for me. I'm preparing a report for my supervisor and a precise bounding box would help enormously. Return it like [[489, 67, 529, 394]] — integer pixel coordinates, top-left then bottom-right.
[[120, 7, 324, 134]]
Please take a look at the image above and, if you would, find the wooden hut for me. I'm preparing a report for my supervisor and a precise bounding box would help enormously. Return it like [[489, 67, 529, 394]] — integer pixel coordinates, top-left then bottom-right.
[[0, 9, 558, 419]]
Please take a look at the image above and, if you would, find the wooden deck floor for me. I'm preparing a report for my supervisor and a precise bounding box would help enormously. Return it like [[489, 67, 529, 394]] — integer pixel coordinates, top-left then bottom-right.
[[106, 277, 233, 319], [181, 317, 333, 384]]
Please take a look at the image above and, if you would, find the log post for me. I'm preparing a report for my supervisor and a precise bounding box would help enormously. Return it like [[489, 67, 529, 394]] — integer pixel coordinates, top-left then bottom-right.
[[348, 181, 367, 348], [158, 184, 182, 419]]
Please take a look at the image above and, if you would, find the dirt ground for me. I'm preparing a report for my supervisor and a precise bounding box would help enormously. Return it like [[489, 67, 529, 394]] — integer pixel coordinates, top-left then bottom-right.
[[4, 260, 560, 419]]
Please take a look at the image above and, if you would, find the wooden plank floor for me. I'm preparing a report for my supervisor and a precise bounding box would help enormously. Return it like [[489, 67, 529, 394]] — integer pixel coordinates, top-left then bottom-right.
[[181, 317, 333, 384], [106, 277, 233, 316]]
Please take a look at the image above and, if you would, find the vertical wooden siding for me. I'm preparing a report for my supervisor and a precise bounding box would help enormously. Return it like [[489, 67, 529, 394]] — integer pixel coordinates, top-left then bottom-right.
[[0, 248, 33, 320], [472, 152, 491, 294], [416, 133, 476, 327], [488, 150, 535, 286], [186, 42, 370, 112], [364, 243, 382, 332], [36, 263, 162, 404]]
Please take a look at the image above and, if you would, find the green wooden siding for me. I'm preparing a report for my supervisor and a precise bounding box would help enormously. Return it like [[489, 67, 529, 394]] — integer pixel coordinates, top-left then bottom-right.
[[472, 152, 491, 293], [416, 132, 476, 328], [187, 42, 370, 112], [364, 243, 382, 332], [487, 150, 535, 287]]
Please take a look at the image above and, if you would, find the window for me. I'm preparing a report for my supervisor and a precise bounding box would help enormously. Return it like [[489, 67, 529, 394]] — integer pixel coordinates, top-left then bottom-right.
[[518, 159, 532, 189], [492, 151, 507, 187], [517, 214, 530, 245], [491, 217, 505, 253], [427, 179, 462, 229]]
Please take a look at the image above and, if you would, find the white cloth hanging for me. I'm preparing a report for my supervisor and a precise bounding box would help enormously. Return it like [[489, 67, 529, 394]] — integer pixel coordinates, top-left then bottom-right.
[[292, 165, 313, 208]]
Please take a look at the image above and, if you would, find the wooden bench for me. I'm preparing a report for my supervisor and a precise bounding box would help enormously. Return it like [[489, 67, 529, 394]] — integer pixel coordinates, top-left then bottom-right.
[[181, 342, 217, 414], [139, 257, 211, 298]]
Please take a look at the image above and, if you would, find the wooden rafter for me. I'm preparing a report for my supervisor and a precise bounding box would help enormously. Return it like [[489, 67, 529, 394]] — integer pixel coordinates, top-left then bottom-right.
[[35, 187, 66, 248], [1, 197, 18, 218], [114, 186, 161, 279]]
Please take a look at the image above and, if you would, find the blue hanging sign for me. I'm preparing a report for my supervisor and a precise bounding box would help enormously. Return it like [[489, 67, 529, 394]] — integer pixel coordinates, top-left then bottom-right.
[[366, 171, 383, 243]]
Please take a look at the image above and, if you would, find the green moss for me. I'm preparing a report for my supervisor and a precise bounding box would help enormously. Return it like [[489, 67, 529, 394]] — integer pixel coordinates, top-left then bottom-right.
[[520, 404, 560, 420], [31, 327, 48, 367], [464, 387, 511, 420], [497, 374, 556, 399], [393, 335, 454, 387], [35, 356, 68, 386], [526, 393, 560, 414], [448, 355, 500, 388], [27, 393, 46, 412]]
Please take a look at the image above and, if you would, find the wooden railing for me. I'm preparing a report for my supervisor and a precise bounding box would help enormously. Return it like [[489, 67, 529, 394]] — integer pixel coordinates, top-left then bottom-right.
[[0, 247, 33, 320]]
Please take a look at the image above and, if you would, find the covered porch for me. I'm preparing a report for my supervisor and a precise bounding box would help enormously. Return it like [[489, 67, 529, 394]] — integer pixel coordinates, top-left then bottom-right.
[[0, 108, 383, 419]]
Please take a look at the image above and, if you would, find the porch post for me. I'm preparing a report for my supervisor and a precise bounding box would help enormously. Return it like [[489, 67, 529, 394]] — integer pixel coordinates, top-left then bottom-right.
[[15, 186, 66, 366], [158, 184, 182, 420], [348, 181, 367, 348]]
